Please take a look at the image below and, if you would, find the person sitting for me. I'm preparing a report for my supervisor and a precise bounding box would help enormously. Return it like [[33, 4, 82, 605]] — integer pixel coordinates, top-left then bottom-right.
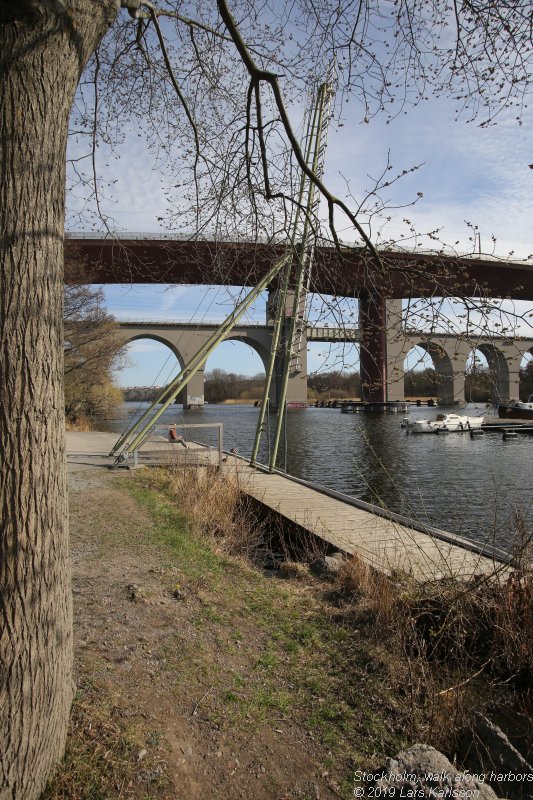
[[168, 426, 187, 447]]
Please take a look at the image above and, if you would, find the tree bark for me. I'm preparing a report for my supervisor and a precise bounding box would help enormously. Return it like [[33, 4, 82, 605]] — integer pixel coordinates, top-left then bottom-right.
[[0, 2, 117, 797]]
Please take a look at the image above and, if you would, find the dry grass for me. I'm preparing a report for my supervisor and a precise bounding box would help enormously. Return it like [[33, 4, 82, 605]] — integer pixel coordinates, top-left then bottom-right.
[[139, 466, 266, 557], [336, 554, 397, 621], [65, 417, 92, 432], [328, 515, 533, 753], [42, 678, 172, 799], [149, 465, 328, 566]]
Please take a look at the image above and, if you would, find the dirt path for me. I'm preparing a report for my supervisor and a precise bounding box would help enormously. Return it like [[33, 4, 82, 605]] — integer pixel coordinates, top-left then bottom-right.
[[45, 469, 401, 800]]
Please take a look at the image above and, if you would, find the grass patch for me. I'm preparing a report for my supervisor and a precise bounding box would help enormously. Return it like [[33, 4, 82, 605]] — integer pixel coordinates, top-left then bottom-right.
[[124, 477, 231, 587], [62, 465, 531, 800], [43, 679, 172, 800], [130, 467, 533, 766]]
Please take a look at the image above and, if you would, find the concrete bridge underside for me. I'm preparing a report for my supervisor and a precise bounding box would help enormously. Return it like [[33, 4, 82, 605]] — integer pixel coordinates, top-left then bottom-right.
[[118, 305, 533, 408]]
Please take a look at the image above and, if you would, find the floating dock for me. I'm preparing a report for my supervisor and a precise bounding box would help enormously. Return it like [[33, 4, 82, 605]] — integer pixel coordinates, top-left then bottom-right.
[[481, 417, 533, 434], [225, 456, 510, 582], [339, 401, 410, 413]]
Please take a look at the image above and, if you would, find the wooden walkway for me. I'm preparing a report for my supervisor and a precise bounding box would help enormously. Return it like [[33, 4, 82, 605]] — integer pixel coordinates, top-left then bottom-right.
[[223, 457, 509, 582], [65, 432, 509, 582]]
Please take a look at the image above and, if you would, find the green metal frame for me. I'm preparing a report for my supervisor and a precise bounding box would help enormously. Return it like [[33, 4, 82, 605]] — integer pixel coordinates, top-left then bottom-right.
[[250, 78, 335, 471], [111, 73, 335, 469], [249, 97, 323, 466]]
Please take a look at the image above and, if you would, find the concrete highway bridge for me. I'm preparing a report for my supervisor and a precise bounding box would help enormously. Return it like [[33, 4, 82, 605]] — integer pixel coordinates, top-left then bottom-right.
[[117, 317, 533, 408], [66, 233, 533, 406]]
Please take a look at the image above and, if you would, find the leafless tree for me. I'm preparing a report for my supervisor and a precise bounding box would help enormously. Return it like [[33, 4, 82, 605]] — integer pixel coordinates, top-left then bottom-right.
[[63, 266, 127, 423], [1, 1, 532, 796]]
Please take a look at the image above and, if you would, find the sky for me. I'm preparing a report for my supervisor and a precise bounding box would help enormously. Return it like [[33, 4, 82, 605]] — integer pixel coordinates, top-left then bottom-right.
[[65, 17, 533, 388]]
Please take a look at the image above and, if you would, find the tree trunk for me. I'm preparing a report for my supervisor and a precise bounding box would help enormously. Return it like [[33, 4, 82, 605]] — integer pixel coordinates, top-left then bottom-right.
[[0, 2, 116, 797]]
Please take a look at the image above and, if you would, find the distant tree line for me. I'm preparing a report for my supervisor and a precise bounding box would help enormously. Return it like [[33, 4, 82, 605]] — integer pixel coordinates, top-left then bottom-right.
[[406, 366, 498, 401], [204, 368, 265, 403], [404, 368, 440, 398], [123, 386, 162, 402], [307, 371, 361, 400], [121, 362, 533, 405], [405, 362, 533, 401], [122, 369, 266, 403]]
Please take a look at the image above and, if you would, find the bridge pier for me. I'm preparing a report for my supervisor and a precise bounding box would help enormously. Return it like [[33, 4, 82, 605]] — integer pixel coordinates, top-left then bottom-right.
[[180, 369, 205, 409], [359, 295, 405, 404], [359, 292, 387, 403], [507, 354, 521, 401]]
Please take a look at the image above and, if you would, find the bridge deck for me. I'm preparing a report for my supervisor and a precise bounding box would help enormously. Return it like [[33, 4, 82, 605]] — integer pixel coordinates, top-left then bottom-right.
[[66, 234, 533, 301], [65, 432, 508, 582]]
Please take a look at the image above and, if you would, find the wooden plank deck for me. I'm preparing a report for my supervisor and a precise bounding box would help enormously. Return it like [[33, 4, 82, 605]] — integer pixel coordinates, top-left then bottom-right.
[[65, 432, 509, 582], [223, 457, 509, 582]]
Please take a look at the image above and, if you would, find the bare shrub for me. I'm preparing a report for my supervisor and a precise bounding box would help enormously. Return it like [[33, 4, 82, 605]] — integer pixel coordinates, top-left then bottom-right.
[[282, 528, 329, 567], [491, 513, 533, 690], [336, 554, 397, 622], [329, 517, 532, 751]]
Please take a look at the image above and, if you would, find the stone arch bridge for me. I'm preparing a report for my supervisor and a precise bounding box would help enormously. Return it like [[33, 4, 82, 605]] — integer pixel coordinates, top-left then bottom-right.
[[118, 309, 533, 408]]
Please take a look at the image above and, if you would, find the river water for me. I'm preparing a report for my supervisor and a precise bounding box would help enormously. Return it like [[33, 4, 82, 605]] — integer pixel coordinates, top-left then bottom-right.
[[105, 402, 532, 552]]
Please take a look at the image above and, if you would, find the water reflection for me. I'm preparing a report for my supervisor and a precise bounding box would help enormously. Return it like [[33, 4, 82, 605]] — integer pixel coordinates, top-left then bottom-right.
[[353, 417, 409, 511]]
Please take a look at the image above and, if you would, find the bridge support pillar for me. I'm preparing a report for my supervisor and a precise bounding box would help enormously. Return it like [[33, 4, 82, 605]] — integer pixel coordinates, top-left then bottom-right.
[[268, 333, 308, 409], [266, 288, 309, 408], [506, 354, 521, 401], [166, 334, 209, 409], [384, 299, 406, 402], [182, 369, 205, 409], [359, 292, 390, 403]]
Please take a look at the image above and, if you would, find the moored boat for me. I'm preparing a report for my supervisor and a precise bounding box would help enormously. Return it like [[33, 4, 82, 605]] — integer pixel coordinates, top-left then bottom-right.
[[498, 395, 533, 420], [406, 413, 484, 434]]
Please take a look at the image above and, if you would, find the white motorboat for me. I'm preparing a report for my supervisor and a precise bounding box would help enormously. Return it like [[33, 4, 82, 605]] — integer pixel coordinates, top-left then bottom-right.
[[406, 413, 484, 434]]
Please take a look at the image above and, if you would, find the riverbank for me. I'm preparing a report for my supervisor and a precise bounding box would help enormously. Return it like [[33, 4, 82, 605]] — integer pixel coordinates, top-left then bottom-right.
[[44, 468, 407, 799], [43, 466, 532, 799]]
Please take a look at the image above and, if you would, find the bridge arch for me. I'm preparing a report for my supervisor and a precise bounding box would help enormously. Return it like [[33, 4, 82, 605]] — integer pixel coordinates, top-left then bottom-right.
[[118, 331, 206, 408], [218, 328, 307, 407], [204, 337, 268, 404], [404, 341, 457, 404], [520, 346, 533, 366], [467, 343, 509, 402], [122, 332, 185, 370], [223, 332, 270, 373], [520, 347, 533, 400]]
